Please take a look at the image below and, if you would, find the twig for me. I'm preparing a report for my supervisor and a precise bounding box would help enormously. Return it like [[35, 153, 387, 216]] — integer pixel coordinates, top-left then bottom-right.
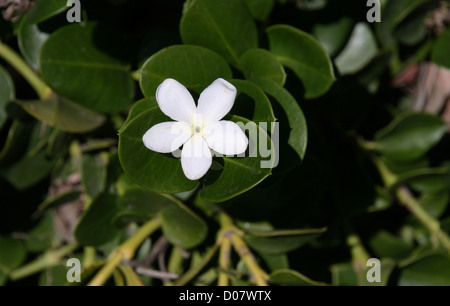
[[135, 267, 178, 280]]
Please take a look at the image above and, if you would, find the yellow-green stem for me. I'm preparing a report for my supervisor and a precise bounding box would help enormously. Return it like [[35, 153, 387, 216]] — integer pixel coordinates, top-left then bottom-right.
[[229, 232, 268, 286], [0, 41, 52, 100], [9, 243, 78, 280], [87, 217, 161, 286]]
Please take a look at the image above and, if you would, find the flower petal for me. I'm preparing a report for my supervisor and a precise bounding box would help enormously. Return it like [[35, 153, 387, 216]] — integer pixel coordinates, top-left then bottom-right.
[[181, 135, 212, 180], [143, 121, 192, 153], [197, 78, 237, 123], [203, 121, 248, 155], [156, 78, 197, 123]]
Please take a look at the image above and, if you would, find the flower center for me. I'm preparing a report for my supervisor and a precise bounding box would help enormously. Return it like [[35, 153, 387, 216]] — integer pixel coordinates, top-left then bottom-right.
[[194, 126, 202, 134]]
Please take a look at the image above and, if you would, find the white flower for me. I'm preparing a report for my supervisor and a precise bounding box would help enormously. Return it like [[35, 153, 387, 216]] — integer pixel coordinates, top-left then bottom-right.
[[142, 78, 248, 180]]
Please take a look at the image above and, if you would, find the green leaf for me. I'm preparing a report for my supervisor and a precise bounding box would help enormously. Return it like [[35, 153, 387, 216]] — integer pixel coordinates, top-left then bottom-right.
[[269, 269, 327, 286], [0, 238, 26, 273], [160, 201, 208, 249], [396, 168, 450, 193], [39, 265, 68, 286], [240, 49, 286, 86], [40, 22, 135, 113], [140, 45, 232, 97], [0, 65, 14, 129], [252, 77, 307, 160], [260, 253, 289, 271], [335, 23, 378, 75], [74, 193, 120, 246], [119, 107, 198, 194], [313, 17, 353, 56], [82, 153, 107, 199], [18, 20, 49, 70], [398, 254, 450, 286], [242, 0, 274, 21], [200, 116, 274, 202], [368, 230, 413, 260], [0, 150, 58, 190], [375, 113, 448, 160], [266, 24, 335, 98], [24, 212, 57, 253], [121, 98, 157, 131], [15, 94, 106, 133], [116, 187, 175, 221], [432, 28, 450, 69], [245, 228, 325, 255], [25, 0, 68, 24], [331, 260, 396, 286], [180, 0, 258, 67], [231, 79, 276, 123]]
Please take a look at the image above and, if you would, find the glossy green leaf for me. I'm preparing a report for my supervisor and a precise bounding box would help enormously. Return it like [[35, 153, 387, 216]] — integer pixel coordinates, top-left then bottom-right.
[[121, 98, 157, 131], [242, 0, 274, 21], [245, 228, 325, 254], [398, 254, 450, 286], [231, 79, 275, 123], [368, 231, 413, 260], [0, 66, 14, 129], [313, 17, 353, 56], [119, 107, 198, 194], [335, 23, 378, 75], [266, 24, 335, 98], [252, 77, 307, 160], [432, 28, 450, 69], [40, 22, 135, 113], [82, 154, 107, 199], [15, 94, 106, 133], [375, 113, 448, 160], [180, 0, 258, 67], [140, 45, 232, 97], [18, 21, 49, 70], [25, 0, 68, 24], [160, 201, 208, 249], [75, 193, 120, 246], [394, 9, 427, 46], [0, 238, 26, 273], [200, 116, 274, 202], [240, 49, 286, 86], [269, 269, 326, 286]]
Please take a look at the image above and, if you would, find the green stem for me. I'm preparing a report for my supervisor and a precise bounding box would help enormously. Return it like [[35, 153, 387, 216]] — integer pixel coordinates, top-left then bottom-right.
[[397, 187, 450, 254], [167, 247, 184, 276], [9, 243, 78, 281], [173, 243, 220, 286], [88, 217, 161, 286], [0, 41, 52, 100]]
